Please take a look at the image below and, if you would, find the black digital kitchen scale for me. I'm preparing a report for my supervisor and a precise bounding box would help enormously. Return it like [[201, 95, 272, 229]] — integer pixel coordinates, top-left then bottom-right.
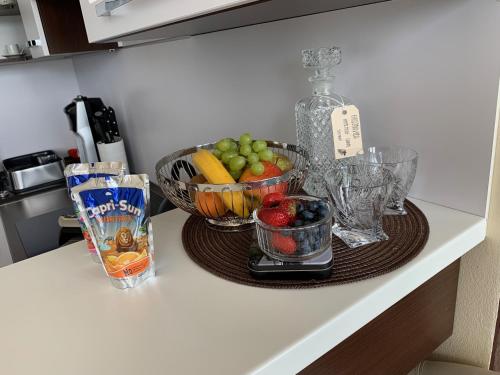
[[247, 239, 333, 280]]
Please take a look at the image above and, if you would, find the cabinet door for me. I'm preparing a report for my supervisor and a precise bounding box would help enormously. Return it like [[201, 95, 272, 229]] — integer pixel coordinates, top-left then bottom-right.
[[17, 0, 49, 58], [17, 0, 117, 58], [79, 0, 258, 43], [35, 0, 118, 55]]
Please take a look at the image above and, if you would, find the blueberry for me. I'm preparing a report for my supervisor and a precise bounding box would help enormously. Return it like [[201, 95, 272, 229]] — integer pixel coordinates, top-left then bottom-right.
[[296, 202, 305, 213], [317, 201, 328, 210], [308, 202, 319, 212], [313, 240, 321, 250], [294, 231, 306, 241], [303, 220, 312, 226], [302, 210, 315, 220], [293, 219, 304, 227], [301, 242, 312, 254], [319, 225, 328, 237], [318, 207, 329, 219], [307, 233, 317, 244]]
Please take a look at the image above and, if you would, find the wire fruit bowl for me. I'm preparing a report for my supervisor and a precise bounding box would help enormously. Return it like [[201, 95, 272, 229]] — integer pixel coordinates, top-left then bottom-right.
[[155, 141, 309, 231]]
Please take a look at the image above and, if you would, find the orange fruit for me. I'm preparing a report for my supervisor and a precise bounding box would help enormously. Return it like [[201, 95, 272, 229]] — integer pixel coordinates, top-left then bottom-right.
[[239, 161, 288, 201], [195, 191, 227, 218], [190, 174, 228, 218]]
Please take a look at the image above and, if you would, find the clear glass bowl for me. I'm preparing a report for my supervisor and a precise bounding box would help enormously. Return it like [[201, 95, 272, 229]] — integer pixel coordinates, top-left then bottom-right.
[[325, 163, 394, 248], [253, 195, 333, 262], [155, 141, 309, 231], [356, 146, 418, 215]]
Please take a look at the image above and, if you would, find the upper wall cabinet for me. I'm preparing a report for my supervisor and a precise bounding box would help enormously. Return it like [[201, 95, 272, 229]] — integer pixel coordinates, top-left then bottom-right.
[[79, 0, 391, 43], [17, 0, 116, 58]]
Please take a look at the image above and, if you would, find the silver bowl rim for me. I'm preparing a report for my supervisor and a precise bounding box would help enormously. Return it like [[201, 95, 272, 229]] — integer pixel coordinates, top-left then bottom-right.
[[155, 140, 310, 190]]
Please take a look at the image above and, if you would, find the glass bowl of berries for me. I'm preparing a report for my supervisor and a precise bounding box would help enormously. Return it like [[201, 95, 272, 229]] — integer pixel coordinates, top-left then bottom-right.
[[253, 194, 333, 262]]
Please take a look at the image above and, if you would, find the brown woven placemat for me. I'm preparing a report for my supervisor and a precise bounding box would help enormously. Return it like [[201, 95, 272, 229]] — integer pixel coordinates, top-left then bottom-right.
[[181, 200, 429, 289]]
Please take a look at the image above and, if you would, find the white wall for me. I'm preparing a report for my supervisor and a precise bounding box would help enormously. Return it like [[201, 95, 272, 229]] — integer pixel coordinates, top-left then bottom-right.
[[0, 58, 80, 161], [431, 82, 500, 368], [72, 0, 500, 217], [0, 15, 26, 59]]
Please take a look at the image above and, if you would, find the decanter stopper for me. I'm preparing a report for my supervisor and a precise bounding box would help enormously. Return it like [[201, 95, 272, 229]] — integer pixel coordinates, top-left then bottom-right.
[[302, 47, 341, 81]]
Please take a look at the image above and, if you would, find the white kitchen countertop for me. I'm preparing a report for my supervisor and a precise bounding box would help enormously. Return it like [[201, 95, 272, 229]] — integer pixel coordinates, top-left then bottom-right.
[[0, 198, 486, 375]]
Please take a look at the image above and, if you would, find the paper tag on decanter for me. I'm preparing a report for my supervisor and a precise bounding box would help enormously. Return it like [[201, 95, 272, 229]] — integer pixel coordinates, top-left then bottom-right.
[[331, 105, 364, 159]]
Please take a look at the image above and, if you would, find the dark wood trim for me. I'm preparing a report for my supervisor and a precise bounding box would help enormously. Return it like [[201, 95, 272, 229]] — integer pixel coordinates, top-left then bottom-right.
[[299, 261, 460, 375], [36, 0, 117, 54], [489, 299, 500, 370]]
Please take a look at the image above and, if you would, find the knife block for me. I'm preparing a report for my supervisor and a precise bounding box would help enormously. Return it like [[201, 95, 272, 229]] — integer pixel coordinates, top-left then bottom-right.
[[97, 138, 130, 174]]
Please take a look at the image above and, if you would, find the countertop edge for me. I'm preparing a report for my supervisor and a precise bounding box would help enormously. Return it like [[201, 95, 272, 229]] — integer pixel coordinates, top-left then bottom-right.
[[254, 214, 487, 375]]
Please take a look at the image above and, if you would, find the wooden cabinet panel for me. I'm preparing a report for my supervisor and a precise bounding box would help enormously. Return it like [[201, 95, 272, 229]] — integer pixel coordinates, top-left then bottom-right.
[[18, 0, 116, 58], [300, 261, 460, 375], [36, 0, 117, 55]]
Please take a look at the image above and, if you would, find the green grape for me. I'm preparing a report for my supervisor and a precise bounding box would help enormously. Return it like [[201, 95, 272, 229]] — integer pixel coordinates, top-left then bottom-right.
[[250, 162, 265, 176], [216, 138, 231, 152], [239, 144, 252, 157], [228, 141, 238, 152], [258, 149, 273, 162], [212, 149, 222, 159], [247, 152, 259, 165], [229, 156, 246, 172], [221, 151, 238, 164], [239, 133, 252, 145], [229, 169, 242, 181], [252, 140, 267, 153]]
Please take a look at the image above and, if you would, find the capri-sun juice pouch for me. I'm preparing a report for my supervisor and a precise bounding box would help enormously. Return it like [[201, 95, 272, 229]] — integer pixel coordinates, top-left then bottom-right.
[[71, 174, 155, 289], [64, 162, 125, 263]]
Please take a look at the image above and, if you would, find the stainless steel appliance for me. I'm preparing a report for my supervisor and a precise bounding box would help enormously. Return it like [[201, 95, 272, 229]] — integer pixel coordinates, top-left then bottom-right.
[[2, 150, 64, 192], [0, 185, 74, 263]]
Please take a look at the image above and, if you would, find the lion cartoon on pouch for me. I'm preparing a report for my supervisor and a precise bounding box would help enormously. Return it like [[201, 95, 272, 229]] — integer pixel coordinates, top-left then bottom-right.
[[115, 227, 137, 253]]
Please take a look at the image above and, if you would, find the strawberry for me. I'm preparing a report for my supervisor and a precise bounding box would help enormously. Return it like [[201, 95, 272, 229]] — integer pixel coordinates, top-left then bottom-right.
[[271, 233, 297, 255], [258, 207, 289, 227], [262, 192, 286, 208], [278, 199, 297, 225]]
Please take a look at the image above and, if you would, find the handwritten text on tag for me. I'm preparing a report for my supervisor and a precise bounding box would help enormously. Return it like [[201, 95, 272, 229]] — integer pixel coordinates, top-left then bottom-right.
[[331, 105, 363, 159]]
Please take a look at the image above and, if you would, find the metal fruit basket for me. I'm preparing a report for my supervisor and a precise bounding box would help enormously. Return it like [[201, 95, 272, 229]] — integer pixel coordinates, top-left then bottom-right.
[[155, 141, 309, 230]]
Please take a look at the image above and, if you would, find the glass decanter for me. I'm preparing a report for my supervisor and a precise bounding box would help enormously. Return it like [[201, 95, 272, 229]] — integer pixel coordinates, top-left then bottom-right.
[[295, 46, 353, 197]]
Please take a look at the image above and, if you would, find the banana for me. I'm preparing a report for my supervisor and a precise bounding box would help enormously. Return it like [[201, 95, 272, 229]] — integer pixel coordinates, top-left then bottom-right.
[[192, 149, 251, 218]]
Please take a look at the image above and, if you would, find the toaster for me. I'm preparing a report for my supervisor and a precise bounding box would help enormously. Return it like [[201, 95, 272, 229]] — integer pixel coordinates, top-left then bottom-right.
[[3, 150, 65, 192]]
